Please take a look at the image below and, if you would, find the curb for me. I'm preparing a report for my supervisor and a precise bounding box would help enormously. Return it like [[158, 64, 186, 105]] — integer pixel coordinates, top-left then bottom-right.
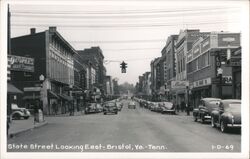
[[9, 121, 48, 138]]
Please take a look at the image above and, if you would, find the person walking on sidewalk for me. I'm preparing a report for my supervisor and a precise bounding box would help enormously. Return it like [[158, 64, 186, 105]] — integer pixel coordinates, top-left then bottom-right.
[[180, 101, 185, 112], [186, 103, 190, 116]]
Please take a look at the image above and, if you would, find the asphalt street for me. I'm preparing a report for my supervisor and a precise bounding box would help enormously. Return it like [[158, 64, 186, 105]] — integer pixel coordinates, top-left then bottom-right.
[[7, 99, 241, 152]]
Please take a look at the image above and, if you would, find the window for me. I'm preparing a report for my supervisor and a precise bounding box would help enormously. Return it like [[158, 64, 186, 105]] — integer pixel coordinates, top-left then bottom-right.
[[24, 72, 32, 77]]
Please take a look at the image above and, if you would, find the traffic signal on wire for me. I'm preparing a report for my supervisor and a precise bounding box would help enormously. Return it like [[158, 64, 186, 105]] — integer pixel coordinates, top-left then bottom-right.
[[120, 61, 127, 73]]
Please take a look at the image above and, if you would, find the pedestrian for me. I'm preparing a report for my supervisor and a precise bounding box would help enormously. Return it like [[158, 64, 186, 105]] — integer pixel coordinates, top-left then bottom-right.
[[181, 101, 185, 112], [52, 102, 57, 115], [186, 103, 190, 116]]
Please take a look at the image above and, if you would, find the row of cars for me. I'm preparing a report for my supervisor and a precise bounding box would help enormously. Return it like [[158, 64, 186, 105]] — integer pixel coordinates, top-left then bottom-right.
[[193, 98, 241, 133], [85, 99, 124, 115], [134, 98, 176, 115]]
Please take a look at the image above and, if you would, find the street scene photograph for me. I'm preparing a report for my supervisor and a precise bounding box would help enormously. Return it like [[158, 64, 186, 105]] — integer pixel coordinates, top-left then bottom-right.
[[1, 0, 249, 159]]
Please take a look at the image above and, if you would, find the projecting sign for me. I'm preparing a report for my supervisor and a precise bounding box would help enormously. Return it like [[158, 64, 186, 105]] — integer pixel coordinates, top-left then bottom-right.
[[171, 81, 189, 89], [8, 55, 34, 72]]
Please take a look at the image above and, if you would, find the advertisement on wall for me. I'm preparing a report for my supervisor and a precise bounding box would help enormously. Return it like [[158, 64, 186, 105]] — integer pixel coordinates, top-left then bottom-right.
[[217, 33, 241, 47], [201, 36, 210, 53], [8, 55, 34, 72], [171, 81, 189, 90]]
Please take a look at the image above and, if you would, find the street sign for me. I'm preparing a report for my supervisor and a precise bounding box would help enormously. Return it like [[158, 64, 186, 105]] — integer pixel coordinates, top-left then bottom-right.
[[227, 58, 241, 66], [215, 56, 221, 67], [212, 77, 220, 84]]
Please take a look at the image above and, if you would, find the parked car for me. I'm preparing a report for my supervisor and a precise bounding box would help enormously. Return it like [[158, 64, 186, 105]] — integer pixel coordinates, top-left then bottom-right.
[[116, 102, 123, 111], [211, 99, 241, 133], [85, 103, 97, 114], [11, 103, 30, 120], [96, 103, 103, 113], [148, 102, 157, 111], [128, 101, 136, 109], [103, 102, 118, 115], [193, 98, 221, 123], [159, 102, 176, 114]]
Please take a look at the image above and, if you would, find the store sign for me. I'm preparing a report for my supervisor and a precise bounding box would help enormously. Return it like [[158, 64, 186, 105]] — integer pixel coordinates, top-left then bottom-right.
[[193, 78, 211, 88], [187, 51, 192, 62], [201, 37, 210, 53], [171, 81, 189, 89], [192, 45, 200, 58], [218, 34, 240, 47], [8, 55, 34, 72], [222, 76, 232, 84], [24, 87, 41, 92], [228, 58, 241, 66]]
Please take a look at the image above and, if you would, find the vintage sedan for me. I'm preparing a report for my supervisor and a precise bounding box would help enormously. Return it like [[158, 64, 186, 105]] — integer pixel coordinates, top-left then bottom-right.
[[103, 102, 118, 115], [193, 98, 221, 123], [11, 103, 31, 120], [85, 103, 97, 114], [116, 102, 123, 111], [159, 102, 176, 115], [211, 99, 241, 133], [128, 101, 136, 109]]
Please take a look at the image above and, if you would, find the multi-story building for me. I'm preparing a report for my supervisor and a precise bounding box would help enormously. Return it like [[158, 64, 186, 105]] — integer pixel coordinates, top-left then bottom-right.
[[73, 53, 89, 110], [150, 57, 161, 101], [186, 32, 241, 107], [174, 29, 209, 105], [161, 35, 178, 101], [77, 47, 106, 94], [11, 27, 76, 115]]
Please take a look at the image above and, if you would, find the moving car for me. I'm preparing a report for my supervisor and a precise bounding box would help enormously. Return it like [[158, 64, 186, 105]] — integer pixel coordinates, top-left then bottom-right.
[[128, 101, 136, 109], [96, 103, 103, 113], [116, 102, 123, 111], [193, 98, 221, 123], [85, 103, 97, 114], [103, 102, 118, 115], [211, 99, 241, 133], [159, 102, 176, 114], [11, 103, 30, 120]]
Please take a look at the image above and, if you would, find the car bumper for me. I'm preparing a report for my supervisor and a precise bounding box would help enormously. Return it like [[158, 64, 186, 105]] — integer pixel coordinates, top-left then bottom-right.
[[204, 115, 211, 119], [227, 124, 241, 127]]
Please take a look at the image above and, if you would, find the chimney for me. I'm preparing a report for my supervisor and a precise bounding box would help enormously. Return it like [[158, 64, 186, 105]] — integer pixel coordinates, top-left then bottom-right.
[[30, 28, 36, 35], [49, 26, 57, 32]]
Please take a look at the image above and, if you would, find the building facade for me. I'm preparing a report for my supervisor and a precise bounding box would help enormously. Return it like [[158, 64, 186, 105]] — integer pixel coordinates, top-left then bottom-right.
[[11, 27, 76, 115], [186, 32, 241, 107]]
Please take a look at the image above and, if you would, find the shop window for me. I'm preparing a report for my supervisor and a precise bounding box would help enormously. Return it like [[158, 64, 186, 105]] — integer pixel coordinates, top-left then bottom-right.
[[24, 71, 32, 77]]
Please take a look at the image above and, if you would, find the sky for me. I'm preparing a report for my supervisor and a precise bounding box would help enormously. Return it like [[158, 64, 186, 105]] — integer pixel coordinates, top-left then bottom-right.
[[8, 0, 245, 85]]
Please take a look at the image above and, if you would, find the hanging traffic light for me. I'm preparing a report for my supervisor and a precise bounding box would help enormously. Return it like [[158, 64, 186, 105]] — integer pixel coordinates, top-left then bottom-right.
[[120, 61, 127, 73]]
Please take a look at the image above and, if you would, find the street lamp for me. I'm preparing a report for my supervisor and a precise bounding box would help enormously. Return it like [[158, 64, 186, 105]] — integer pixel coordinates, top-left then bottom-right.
[[217, 68, 223, 99], [39, 74, 45, 122]]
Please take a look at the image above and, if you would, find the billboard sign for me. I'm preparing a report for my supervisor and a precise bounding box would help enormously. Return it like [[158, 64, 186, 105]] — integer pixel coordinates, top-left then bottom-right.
[[8, 55, 34, 72], [218, 33, 240, 47]]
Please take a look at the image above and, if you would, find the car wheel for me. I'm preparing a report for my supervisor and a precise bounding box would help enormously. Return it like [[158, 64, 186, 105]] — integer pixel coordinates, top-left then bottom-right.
[[24, 116, 29, 120], [194, 116, 197, 122], [104, 112, 107, 115], [201, 116, 205, 124], [211, 116, 216, 128], [220, 121, 228, 133], [13, 113, 21, 120]]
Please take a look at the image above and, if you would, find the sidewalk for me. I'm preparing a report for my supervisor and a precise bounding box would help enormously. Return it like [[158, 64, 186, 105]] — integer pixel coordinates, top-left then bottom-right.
[[45, 111, 84, 117], [8, 116, 48, 138]]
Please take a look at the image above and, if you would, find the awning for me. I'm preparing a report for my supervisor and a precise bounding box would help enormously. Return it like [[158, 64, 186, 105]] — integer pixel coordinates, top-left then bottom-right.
[[7, 83, 23, 94], [22, 95, 40, 100], [48, 90, 59, 99], [58, 94, 73, 101]]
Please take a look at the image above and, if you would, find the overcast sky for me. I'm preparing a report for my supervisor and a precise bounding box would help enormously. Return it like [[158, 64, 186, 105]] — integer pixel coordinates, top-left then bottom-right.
[[9, 0, 246, 85]]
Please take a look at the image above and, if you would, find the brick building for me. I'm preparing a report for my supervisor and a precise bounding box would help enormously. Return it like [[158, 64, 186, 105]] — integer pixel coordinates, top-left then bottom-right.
[[11, 27, 76, 115]]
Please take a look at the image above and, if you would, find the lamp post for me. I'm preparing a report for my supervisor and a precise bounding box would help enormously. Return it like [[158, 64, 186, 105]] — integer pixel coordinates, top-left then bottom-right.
[[217, 68, 223, 99], [69, 84, 74, 116], [186, 82, 190, 116], [39, 74, 45, 122]]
